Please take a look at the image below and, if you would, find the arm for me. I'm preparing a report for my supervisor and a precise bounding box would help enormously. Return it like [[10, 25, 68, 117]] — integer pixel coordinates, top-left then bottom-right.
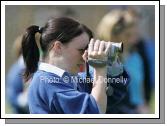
[[91, 67, 107, 113], [86, 39, 110, 113]]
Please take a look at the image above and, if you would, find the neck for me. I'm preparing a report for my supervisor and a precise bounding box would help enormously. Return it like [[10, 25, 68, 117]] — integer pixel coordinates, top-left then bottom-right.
[[43, 55, 68, 72], [43, 52, 77, 75], [51, 60, 68, 72]]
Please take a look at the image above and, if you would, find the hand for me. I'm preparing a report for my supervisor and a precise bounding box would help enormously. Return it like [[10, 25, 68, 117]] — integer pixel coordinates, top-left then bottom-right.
[[88, 38, 110, 68]]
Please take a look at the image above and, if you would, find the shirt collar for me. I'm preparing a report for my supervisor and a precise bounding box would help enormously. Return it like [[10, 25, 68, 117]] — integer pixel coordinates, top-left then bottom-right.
[[38, 62, 65, 77]]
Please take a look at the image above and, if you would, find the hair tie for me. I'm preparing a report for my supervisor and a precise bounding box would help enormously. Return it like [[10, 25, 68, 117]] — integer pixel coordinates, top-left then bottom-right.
[[38, 27, 43, 33]]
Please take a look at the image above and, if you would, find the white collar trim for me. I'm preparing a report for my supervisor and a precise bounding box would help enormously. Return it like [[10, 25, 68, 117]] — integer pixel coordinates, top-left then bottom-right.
[[38, 62, 65, 77]]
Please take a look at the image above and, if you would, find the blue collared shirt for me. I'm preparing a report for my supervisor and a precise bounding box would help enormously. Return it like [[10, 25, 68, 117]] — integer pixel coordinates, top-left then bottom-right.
[[28, 62, 100, 114]]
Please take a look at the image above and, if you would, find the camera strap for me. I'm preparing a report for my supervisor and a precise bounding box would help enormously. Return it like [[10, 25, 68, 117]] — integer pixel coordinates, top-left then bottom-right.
[[85, 61, 93, 94]]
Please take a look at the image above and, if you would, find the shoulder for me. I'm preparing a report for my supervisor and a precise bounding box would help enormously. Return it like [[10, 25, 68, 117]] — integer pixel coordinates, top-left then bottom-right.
[[29, 70, 76, 96]]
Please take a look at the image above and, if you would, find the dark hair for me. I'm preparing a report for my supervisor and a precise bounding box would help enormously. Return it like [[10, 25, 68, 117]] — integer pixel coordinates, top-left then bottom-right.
[[22, 17, 93, 81]]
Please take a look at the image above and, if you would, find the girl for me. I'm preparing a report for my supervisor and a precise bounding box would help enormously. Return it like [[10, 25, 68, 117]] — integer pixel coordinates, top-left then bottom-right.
[[22, 17, 110, 114]]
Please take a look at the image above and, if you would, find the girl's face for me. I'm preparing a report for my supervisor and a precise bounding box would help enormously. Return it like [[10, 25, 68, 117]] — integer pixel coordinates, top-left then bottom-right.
[[61, 32, 90, 75]]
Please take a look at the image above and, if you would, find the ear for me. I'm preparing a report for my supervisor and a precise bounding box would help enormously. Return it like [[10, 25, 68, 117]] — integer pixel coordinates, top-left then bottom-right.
[[52, 41, 63, 55]]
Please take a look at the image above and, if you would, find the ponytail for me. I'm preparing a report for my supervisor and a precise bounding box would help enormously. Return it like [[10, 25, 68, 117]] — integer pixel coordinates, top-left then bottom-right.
[[22, 25, 40, 81]]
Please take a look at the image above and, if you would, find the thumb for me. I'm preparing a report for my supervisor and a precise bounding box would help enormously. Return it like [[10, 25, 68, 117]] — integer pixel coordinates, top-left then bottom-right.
[[82, 50, 88, 61]]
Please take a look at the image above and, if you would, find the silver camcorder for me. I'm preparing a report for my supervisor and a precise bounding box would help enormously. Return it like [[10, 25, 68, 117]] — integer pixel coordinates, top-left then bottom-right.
[[87, 41, 124, 77], [88, 42, 123, 66]]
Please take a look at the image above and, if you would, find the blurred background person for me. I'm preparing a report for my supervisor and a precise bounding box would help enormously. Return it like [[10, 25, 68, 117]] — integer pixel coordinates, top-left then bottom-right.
[[127, 8, 155, 108], [96, 7, 154, 114], [6, 35, 29, 114]]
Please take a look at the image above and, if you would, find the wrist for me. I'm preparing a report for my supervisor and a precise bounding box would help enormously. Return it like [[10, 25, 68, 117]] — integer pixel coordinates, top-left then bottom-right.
[[94, 66, 107, 76]]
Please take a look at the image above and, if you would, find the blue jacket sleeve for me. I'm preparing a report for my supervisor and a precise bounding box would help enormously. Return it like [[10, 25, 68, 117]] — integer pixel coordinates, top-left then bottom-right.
[[51, 90, 100, 114]]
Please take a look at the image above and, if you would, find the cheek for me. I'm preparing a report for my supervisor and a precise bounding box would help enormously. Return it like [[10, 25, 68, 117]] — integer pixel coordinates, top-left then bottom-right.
[[68, 51, 81, 63], [74, 52, 82, 63]]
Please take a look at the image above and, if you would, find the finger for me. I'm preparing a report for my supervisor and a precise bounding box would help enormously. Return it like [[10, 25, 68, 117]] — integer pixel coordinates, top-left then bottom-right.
[[94, 40, 100, 51], [105, 42, 111, 55], [98, 41, 105, 53], [88, 38, 94, 55]]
